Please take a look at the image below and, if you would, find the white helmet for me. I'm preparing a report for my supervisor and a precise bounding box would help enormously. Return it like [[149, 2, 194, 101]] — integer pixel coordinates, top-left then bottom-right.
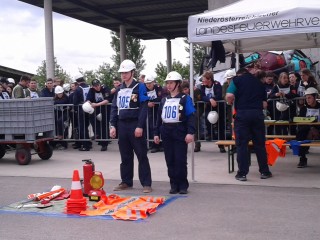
[[165, 71, 182, 82], [144, 75, 155, 84], [224, 69, 236, 80], [207, 111, 219, 124], [74, 74, 84, 82], [139, 70, 147, 76], [63, 83, 70, 92], [118, 59, 136, 72], [276, 102, 289, 112], [82, 102, 94, 114], [7, 78, 15, 84], [304, 87, 318, 96], [96, 113, 102, 122], [54, 86, 64, 94]]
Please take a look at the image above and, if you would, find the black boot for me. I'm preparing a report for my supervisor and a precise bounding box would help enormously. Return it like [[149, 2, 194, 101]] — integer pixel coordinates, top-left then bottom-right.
[[297, 157, 307, 168]]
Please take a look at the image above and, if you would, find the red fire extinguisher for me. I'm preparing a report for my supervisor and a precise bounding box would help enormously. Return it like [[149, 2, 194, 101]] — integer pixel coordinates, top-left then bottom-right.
[[82, 159, 94, 196]]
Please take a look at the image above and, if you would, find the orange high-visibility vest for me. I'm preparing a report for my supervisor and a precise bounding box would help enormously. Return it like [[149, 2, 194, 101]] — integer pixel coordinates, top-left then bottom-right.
[[80, 195, 165, 220], [265, 139, 287, 166]]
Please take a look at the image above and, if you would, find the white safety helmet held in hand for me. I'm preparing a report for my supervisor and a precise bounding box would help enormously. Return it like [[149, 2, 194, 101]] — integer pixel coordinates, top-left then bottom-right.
[[118, 59, 136, 72], [144, 75, 155, 84], [96, 113, 102, 122], [207, 111, 219, 124], [54, 86, 64, 94], [276, 101, 289, 112], [63, 83, 70, 92], [165, 71, 182, 82], [82, 102, 94, 114], [304, 87, 318, 96]]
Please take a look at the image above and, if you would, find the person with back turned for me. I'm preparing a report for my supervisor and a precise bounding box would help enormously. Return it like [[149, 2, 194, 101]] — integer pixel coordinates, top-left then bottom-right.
[[226, 68, 272, 181]]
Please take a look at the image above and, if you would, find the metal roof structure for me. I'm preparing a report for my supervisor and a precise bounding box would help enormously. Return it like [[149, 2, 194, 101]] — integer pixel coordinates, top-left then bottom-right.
[[19, 0, 208, 40]]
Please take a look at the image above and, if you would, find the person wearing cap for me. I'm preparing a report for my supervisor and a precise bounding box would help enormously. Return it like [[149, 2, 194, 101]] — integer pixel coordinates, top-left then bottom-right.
[[296, 87, 320, 168], [73, 74, 92, 151], [25, 78, 41, 99], [200, 70, 226, 153], [7, 78, 16, 88], [154, 71, 195, 194], [12, 75, 31, 99], [0, 84, 10, 99], [52, 85, 69, 150], [40, 78, 55, 98], [226, 68, 272, 181], [144, 74, 163, 153], [222, 69, 236, 137], [109, 59, 152, 193], [139, 70, 146, 83], [86, 79, 112, 151]]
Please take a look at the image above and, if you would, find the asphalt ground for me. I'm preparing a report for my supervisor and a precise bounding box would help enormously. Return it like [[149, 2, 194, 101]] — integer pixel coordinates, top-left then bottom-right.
[[1, 141, 320, 240]]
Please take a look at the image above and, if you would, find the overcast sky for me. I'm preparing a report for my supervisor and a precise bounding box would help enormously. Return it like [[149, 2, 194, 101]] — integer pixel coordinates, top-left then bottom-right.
[[1, 0, 189, 78]]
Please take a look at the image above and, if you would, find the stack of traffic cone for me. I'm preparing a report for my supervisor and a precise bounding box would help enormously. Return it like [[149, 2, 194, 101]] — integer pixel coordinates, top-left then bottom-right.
[[65, 170, 88, 214]]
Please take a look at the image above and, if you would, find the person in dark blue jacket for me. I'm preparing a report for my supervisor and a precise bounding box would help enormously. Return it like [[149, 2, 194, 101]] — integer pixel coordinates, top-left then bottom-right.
[[154, 71, 195, 194], [73, 75, 91, 151], [200, 71, 226, 152], [86, 79, 112, 151], [109, 59, 152, 194], [226, 68, 272, 181], [40, 78, 55, 98]]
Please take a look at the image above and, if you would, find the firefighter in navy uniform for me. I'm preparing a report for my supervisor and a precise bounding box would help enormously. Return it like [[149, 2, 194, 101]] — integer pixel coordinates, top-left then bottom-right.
[[109, 59, 152, 194], [144, 74, 163, 153], [154, 71, 196, 194], [73, 75, 91, 151], [86, 79, 112, 151], [226, 68, 272, 181], [296, 87, 320, 168]]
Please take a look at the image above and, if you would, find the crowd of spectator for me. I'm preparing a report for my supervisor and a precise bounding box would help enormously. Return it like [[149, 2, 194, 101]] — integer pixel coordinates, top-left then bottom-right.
[[0, 67, 318, 156]]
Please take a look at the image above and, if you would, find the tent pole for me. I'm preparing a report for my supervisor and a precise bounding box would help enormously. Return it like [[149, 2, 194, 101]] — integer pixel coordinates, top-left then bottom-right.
[[235, 40, 240, 71], [189, 42, 196, 182]]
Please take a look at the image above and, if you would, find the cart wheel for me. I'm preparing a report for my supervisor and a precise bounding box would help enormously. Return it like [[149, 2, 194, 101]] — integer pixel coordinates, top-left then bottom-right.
[[0, 145, 6, 159], [38, 142, 53, 160], [15, 148, 31, 165]]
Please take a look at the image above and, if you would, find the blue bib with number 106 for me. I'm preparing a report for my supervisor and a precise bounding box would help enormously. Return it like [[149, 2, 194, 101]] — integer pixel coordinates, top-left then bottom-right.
[[161, 98, 180, 123]]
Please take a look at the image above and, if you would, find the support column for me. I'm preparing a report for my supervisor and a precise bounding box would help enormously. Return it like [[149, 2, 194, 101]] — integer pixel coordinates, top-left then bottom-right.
[[44, 0, 54, 79], [166, 40, 172, 73], [120, 25, 126, 62]]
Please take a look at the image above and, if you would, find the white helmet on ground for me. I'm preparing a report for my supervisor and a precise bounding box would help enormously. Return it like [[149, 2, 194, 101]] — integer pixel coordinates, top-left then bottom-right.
[[118, 59, 136, 72], [54, 86, 64, 94], [276, 101, 289, 112], [304, 87, 318, 96], [144, 75, 155, 84], [96, 113, 102, 121], [165, 71, 182, 82], [207, 111, 219, 124], [82, 102, 94, 114], [63, 83, 70, 92]]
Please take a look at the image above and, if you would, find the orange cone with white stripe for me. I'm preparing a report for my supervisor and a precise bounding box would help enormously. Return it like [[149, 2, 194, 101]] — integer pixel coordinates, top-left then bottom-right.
[[65, 170, 87, 214]]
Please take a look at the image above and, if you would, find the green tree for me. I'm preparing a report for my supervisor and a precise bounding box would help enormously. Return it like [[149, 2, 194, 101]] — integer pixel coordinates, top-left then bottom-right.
[[155, 60, 190, 86], [33, 57, 71, 88], [82, 62, 115, 88], [184, 38, 206, 75], [110, 31, 146, 77]]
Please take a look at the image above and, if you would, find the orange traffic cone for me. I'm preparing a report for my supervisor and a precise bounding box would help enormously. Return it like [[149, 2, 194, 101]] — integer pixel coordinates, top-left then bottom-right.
[[65, 170, 87, 214]]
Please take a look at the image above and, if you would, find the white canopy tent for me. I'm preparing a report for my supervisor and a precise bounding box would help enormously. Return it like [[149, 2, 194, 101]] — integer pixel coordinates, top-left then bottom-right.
[[188, 0, 320, 52], [187, 0, 319, 180]]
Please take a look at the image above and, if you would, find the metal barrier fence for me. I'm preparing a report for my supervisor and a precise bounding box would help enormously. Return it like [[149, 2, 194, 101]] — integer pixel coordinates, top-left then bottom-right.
[[52, 97, 306, 144]]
